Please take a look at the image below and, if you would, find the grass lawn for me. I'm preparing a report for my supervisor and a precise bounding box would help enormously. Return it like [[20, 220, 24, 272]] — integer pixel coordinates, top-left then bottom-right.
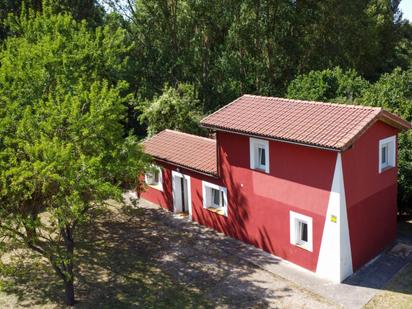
[[0, 203, 212, 308]]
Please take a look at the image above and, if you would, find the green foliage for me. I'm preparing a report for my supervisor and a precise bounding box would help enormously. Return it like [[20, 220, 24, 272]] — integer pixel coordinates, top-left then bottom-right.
[[121, 0, 410, 112], [359, 68, 412, 118], [0, 7, 147, 304], [139, 83, 206, 136], [0, 1, 104, 44], [359, 68, 412, 211], [287, 67, 370, 103], [398, 131, 412, 212]]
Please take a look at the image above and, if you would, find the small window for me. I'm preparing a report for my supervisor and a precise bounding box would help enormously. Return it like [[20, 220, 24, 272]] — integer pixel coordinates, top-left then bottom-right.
[[212, 188, 224, 208], [379, 136, 396, 173], [250, 138, 270, 173], [145, 165, 163, 191], [290, 211, 313, 252], [296, 220, 308, 245], [202, 181, 228, 216]]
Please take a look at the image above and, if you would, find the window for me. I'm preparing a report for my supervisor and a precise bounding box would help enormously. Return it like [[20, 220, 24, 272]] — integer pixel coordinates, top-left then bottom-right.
[[250, 137, 270, 173], [290, 211, 313, 252], [379, 136, 396, 173], [202, 181, 228, 216], [296, 220, 308, 245], [145, 165, 163, 191]]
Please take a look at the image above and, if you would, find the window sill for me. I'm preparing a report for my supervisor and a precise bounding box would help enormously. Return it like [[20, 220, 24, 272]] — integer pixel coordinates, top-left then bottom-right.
[[147, 184, 163, 192], [251, 167, 270, 174], [293, 242, 312, 252], [379, 165, 395, 174], [206, 207, 225, 216]]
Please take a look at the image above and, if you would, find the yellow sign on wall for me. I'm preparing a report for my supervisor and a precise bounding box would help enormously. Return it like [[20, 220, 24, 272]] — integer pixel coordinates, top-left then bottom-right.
[[331, 215, 337, 223]]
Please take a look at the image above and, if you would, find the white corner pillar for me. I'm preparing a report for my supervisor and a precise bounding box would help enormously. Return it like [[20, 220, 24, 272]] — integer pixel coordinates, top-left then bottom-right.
[[316, 153, 353, 282]]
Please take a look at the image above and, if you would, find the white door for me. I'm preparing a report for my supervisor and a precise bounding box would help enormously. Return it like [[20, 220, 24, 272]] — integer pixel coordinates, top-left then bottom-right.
[[172, 171, 192, 219]]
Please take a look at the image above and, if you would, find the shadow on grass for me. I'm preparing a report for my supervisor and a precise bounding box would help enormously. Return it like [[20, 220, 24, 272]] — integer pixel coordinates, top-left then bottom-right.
[[0, 201, 289, 308]]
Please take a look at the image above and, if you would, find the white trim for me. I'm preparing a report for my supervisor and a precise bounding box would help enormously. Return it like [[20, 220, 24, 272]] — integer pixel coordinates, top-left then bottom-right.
[[145, 165, 163, 191], [171, 170, 192, 220], [249, 137, 270, 173], [202, 181, 228, 217], [378, 135, 396, 173], [289, 211, 313, 252], [316, 153, 353, 282]]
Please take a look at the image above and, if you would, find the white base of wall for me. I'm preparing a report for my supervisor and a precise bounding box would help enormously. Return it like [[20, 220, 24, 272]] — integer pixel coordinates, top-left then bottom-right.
[[316, 153, 353, 282]]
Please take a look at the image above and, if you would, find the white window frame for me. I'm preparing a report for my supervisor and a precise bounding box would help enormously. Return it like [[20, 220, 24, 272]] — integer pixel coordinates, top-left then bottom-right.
[[145, 165, 163, 191], [379, 135, 396, 173], [249, 137, 270, 173], [290, 211, 313, 252], [171, 170, 192, 219], [202, 181, 228, 217]]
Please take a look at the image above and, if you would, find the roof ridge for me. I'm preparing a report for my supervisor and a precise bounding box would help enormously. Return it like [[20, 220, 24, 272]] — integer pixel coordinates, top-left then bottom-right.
[[164, 129, 216, 143], [243, 94, 382, 111]]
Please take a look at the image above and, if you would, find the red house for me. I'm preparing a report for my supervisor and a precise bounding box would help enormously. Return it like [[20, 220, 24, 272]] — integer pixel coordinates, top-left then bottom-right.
[[141, 95, 411, 282]]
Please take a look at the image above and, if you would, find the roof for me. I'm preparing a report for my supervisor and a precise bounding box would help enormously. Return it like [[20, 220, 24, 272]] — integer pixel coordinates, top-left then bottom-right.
[[201, 95, 411, 151], [143, 129, 217, 176]]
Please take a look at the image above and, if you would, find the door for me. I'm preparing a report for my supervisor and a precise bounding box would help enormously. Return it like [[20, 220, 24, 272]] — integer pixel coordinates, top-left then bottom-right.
[[172, 171, 192, 218]]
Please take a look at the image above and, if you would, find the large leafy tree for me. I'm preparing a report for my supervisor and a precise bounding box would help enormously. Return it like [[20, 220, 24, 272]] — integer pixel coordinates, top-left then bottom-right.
[[0, 6, 146, 305], [217, 0, 298, 99], [359, 68, 412, 211], [0, 0, 104, 43], [293, 0, 399, 79], [139, 83, 206, 136], [287, 67, 370, 103], [114, 0, 411, 113]]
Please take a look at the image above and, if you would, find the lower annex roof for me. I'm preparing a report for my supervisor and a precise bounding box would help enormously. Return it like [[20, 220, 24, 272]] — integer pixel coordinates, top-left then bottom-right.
[[143, 129, 217, 176]]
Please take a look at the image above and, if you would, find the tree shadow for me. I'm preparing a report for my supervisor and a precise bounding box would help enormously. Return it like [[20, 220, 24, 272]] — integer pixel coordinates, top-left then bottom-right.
[[0, 201, 293, 308], [0, 248, 64, 307], [192, 152, 280, 261]]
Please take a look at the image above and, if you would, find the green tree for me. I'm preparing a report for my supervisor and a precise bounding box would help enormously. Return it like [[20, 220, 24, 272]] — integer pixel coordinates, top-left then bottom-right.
[[359, 68, 412, 211], [139, 83, 206, 136], [119, 0, 412, 114], [286, 67, 370, 102], [216, 0, 298, 101], [0, 7, 146, 305], [0, 0, 104, 43], [294, 0, 406, 79]]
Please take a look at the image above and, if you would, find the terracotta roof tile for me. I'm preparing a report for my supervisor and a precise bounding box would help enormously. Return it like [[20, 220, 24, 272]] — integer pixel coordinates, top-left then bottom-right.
[[201, 95, 411, 150], [143, 130, 217, 176]]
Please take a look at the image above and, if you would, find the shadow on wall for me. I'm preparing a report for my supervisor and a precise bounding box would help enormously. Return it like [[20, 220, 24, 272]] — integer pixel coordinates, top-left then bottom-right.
[[193, 159, 278, 258], [154, 169, 174, 212]]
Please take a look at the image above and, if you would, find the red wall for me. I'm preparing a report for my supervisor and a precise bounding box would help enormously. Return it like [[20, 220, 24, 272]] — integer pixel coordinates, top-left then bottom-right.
[[342, 121, 399, 271], [141, 166, 173, 212], [143, 132, 337, 271], [142, 122, 400, 273], [141, 162, 223, 213], [211, 132, 337, 271]]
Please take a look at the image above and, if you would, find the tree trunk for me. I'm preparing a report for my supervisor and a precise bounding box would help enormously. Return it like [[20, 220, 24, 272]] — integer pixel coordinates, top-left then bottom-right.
[[64, 279, 75, 306], [61, 225, 75, 306]]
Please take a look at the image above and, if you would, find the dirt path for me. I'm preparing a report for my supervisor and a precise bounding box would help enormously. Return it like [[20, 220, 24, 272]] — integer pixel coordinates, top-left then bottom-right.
[[122, 198, 338, 308], [0, 198, 338, 308]]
